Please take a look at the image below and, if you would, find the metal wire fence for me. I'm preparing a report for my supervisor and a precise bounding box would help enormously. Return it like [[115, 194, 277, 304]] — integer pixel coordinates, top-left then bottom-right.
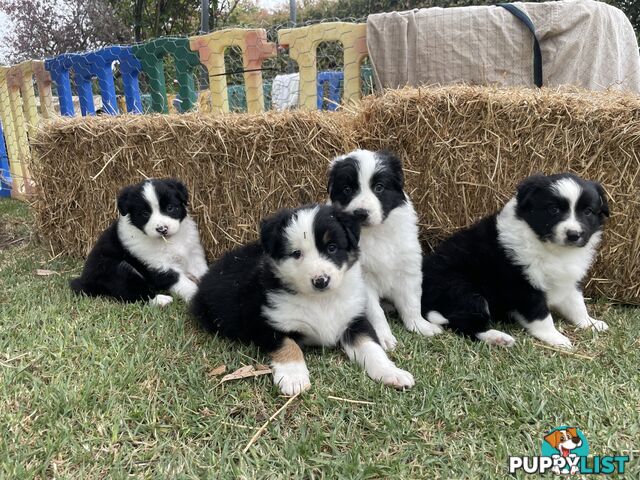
[[39, 19, 374, 116], [0, 18, 375, 197]]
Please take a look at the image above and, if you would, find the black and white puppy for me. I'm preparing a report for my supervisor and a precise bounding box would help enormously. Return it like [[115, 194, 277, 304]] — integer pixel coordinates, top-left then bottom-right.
[[421, 173, 610, 348], [191, 204, 414, 396], [328, 149, 443, 351], [71, 178, 208, 306]]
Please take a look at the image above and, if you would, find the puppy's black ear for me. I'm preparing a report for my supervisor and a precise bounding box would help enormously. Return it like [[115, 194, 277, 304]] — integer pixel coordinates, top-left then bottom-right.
[[117, 185, 134, 216], [378, 150, 405, 189], [595, 182, 610, 218], [334, 209, 361, 250], [327, 158, 338, 195], [260, 208, 294, 257], [166, 179, 189, 206], [516, 174, 548, 210], [327, 155, 349, 197]]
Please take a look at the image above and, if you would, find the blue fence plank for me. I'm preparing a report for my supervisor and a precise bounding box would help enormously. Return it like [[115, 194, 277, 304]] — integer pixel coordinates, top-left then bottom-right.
[[0, 121, 11, 197], [46, 46, 144, 117], [317, 71, 343, 111], [44, 54, 76, 116]]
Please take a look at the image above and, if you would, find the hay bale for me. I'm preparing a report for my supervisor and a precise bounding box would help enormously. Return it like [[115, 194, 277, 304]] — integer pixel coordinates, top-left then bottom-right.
[[354, 86, 640, 304], [31, 111, 355, 261]]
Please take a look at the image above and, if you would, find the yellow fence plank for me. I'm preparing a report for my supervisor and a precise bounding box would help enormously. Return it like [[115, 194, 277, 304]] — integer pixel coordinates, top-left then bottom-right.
[[278, 22, 367, 110], [190, 28, 276, 113]]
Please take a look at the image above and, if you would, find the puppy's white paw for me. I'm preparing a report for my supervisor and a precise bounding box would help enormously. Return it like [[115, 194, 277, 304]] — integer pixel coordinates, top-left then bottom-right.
[[541, 331, 573, 349], [582, 318, 609, 332], [427, 310, 449, 325], [375, 366, 415, 390], [272, 362, 311, 397], [150, 294, 173, 307], [407, 318, 443, 337], [476, 329, 516, 347], [376, 327, 398, 351]]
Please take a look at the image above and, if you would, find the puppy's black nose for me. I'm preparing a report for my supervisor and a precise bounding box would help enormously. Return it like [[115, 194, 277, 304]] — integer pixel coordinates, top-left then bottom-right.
[[156, 225, 168, 235], [312, 276, 330, 290], [353, 209, 369, 221], [566, 230, 582, 243]]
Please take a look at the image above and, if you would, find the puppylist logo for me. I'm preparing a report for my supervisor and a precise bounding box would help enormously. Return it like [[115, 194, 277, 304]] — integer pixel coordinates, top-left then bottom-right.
[[509, 426, 630, 475]]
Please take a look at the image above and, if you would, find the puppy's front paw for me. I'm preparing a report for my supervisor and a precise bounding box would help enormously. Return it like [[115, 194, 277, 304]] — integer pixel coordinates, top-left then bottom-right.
[[376, 327, 398, 351], [427, 310, 449, 325], [376, 366, 415, 390], [476, 329, 516, 347], [150, 294, 173, 307], [542, 331, 573, 349], [407, 318, 443, 337], [585, 318, 609, 332], [273, 363, 311, 397], [276, 374, 311, 397]]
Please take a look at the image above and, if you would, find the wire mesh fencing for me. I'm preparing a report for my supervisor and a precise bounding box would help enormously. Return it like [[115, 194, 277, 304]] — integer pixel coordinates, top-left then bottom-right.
[[0, 19, 376, 197], [35, 19, 375, 118]]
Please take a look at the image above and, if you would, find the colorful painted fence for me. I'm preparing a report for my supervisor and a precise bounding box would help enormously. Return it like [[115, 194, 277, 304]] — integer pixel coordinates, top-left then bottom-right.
[[0, 22, 369, 199]]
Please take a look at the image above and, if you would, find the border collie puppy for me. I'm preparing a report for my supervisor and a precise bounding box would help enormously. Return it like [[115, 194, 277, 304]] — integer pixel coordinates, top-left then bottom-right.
[[191, 204, 414, 396], [70, 179, 208, 306], [421, 173, 610, 348], [328, 149, 443, 351]]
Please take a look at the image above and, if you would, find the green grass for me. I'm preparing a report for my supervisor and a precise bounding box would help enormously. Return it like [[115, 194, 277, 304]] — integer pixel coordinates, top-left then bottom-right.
[[1, 198, 638, 478]]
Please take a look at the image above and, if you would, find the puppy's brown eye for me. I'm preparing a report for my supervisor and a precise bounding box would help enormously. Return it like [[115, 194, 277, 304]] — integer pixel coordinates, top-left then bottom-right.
[[327, 243, 337, 254], [290, 250, 302, 259], [166, 204, 175, 213], [548, 206, 560, 215], [343, 186, 352, 195], [584, 207, 593, 216], [373, 183, 385, 193]]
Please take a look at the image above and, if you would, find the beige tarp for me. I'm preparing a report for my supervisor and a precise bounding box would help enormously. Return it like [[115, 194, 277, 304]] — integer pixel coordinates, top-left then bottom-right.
[[366, 0, 640, 93]]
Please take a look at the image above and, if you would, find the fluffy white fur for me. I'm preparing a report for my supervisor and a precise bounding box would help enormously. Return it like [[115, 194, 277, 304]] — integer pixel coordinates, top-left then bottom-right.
[[342, 337, 415, 389], [272, 360, 311, 396], [263, 261, 367, 346], [550, 178, 585, 245]]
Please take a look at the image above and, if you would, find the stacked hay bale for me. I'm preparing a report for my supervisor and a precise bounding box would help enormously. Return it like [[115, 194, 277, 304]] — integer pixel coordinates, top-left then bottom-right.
[[31, 112, 355, 260], [354, 86, 640, 303], [30, 86, 640, 303]]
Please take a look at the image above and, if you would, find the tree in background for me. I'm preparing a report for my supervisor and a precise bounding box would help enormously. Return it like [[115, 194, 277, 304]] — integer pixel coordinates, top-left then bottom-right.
[[290, 0, 640, 29], [0, 0, 130, 63], [1, 0, 638, 63], [112, 0, 251, 42], [0, 0, 260, 62]]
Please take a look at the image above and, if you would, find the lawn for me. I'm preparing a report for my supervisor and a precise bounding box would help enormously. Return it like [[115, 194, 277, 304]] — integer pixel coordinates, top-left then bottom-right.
[[1, 198, 638, 478]]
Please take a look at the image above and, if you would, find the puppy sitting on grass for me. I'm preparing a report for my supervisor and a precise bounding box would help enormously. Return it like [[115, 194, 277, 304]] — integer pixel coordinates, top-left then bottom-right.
[[421, 173, 610, 348], [71, 178, 208, 306], [191, 204, 414, 396]]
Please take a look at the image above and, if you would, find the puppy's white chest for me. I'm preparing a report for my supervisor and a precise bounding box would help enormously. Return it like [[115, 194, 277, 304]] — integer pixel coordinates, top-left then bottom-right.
[[358, 204, 422, 296], [263, 271, 366, 346], [118, 216, 199, 272]]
